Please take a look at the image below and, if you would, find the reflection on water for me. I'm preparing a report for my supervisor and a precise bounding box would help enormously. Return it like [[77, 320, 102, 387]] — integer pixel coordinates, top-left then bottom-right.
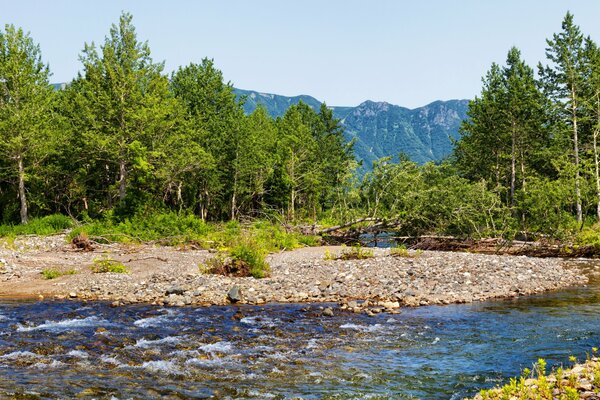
[[0, 266, 599, 399]]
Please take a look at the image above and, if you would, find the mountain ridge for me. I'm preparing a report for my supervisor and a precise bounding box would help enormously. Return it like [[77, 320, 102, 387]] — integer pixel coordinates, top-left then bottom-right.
[[233, 88, 469, 170]]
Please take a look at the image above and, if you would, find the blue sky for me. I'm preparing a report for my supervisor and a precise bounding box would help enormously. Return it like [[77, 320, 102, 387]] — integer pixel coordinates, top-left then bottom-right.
[[3, 0, 600, 108]]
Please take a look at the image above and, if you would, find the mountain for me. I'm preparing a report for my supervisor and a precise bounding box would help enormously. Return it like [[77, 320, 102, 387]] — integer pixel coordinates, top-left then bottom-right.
[[233, 88, 324, 117], [234, 88, 469, 170]]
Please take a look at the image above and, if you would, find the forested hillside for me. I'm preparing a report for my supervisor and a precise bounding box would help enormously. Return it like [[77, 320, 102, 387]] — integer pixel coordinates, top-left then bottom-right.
[[3, 11, 600, 245]]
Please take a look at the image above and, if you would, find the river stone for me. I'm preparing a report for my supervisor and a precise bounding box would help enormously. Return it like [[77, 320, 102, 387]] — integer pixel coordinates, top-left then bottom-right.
[[322, 307, 334, 317], [165, 285, 185, 295], [227, 286, 242, 303]]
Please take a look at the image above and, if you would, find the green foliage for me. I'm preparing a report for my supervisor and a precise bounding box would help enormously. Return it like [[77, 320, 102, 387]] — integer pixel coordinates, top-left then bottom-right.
[[473, 355, 600, 400], [91, 257, 128, 273], [575, 224, 600, 248], [67, 212, 211, 245], [0, 24, 55, 224], [389, 245, 422, 258], [337, 245, 374, 260], [202, 240, 270, 279], [41, 268, 76, 280], [0, 214, 73, 237], [230, 242, 270, 278], [7, 11, 600, 244]]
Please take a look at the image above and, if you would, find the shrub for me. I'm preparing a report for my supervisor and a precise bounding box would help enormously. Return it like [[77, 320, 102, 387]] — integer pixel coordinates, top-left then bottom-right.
[[389, 245, 422, 258], [337, 245, 374, 260], [0, 214, 74, 237], [91, 257, 128, 273], [202, 241, 270, 279], [41, 268, 77, 280]]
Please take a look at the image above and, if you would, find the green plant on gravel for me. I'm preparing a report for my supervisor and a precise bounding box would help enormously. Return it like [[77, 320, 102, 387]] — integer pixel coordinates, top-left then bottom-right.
[[41, 268, 77, 280], [201, 240, 270, 279], [91, 257, 128, 273], [337, 244, 374, 260], [389, 244, 423, 258]]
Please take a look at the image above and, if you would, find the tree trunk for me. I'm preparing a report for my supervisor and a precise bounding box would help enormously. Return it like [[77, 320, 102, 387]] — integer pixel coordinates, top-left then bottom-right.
[[17, 155, 28, 224], [118, 159, 127, 203], [572, 85, 583, 224], [510, 122, 517, 207], [231, 155, 239, 221], [595, 96, 600, 222]]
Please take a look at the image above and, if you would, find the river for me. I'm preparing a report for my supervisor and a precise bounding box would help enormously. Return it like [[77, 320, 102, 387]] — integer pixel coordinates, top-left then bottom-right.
[[0, 261, 598, 399]]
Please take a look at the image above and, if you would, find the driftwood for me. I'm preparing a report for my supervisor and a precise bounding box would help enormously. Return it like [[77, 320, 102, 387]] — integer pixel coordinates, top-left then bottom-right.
[[317, 216, 600, 258], [317, 217, 379, 235]]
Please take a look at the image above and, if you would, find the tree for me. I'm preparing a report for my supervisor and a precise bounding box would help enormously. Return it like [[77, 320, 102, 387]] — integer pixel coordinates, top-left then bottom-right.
[[275, 104, 319, 220], [455, 63, 507, 190], [67, 12, 176, 215], [456, 48, 548, 219], [171, 59, 246, 220], [539, 12, 588, 224], [0, 24, 54, 223], [502, 47, 548, 209]]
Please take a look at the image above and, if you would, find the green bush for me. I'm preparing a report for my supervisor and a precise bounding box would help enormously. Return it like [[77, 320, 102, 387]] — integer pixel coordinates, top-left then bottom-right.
[[41, 268, 77, 280], [91, 257, 128, 273], [230, 242, 270, 278], [202, 240, 270, 279], [337, 244, 374, 260], [0, 214, 74, 237], [575, 224, 600, 248]]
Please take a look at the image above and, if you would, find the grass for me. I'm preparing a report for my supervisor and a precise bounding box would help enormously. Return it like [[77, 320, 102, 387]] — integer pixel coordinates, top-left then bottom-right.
[[91, 257, 128, 273], [389, 244, 423, 258], [336, 244, 374, 260], [474, 351, 600, 400], [0, 215, 74, 237], [66, 213, 320, 251], [41, 268, 77, 280]]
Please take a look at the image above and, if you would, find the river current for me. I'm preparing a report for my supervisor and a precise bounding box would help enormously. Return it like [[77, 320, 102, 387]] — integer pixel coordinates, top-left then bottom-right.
[[0, 262, 598, 399]]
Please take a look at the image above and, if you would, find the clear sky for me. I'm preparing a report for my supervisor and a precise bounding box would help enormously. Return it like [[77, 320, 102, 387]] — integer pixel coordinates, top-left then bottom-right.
[[2, 0, 600, 108]]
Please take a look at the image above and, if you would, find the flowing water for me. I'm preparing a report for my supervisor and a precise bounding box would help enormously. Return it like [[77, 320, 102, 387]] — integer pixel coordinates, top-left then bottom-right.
[[0, 262, 599, 399]]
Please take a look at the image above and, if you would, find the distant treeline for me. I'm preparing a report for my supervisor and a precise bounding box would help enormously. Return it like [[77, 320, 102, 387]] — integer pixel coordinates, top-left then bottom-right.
[[2, 12, 600, 242]]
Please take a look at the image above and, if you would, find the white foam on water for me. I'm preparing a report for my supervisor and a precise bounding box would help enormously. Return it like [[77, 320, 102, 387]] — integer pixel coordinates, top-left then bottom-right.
[[133, 312, 178, 328], [432, 337, 440, 344], [339, 323, 385, 333], [307, 338, 319, 349], [169, 349, 199, 358], [67, 350, 89, 358], [0, 351, 42, 360], [134, 336, 183, 348], [240, 316, 278, 327], [100, 355, 123, 366], [271, 367, 283, 374], [17, 316, 109, 332], [198, 341, 233, 354], [33, 360, 65, 369], [184, 357, 226, 367], [265, 352, 289, 361], [246, 390, 277, 399], [140, 360, 184, 375], [0, 315, 9, 322]]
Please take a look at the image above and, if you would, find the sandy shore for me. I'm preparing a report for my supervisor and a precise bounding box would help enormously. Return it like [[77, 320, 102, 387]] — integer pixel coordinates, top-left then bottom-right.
[[0, 234, 589, 312]]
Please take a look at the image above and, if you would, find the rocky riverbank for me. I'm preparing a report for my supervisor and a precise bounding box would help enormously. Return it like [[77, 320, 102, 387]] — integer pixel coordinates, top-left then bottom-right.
[[0, 234, 589, 312], [470, 356, 600, 399]]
